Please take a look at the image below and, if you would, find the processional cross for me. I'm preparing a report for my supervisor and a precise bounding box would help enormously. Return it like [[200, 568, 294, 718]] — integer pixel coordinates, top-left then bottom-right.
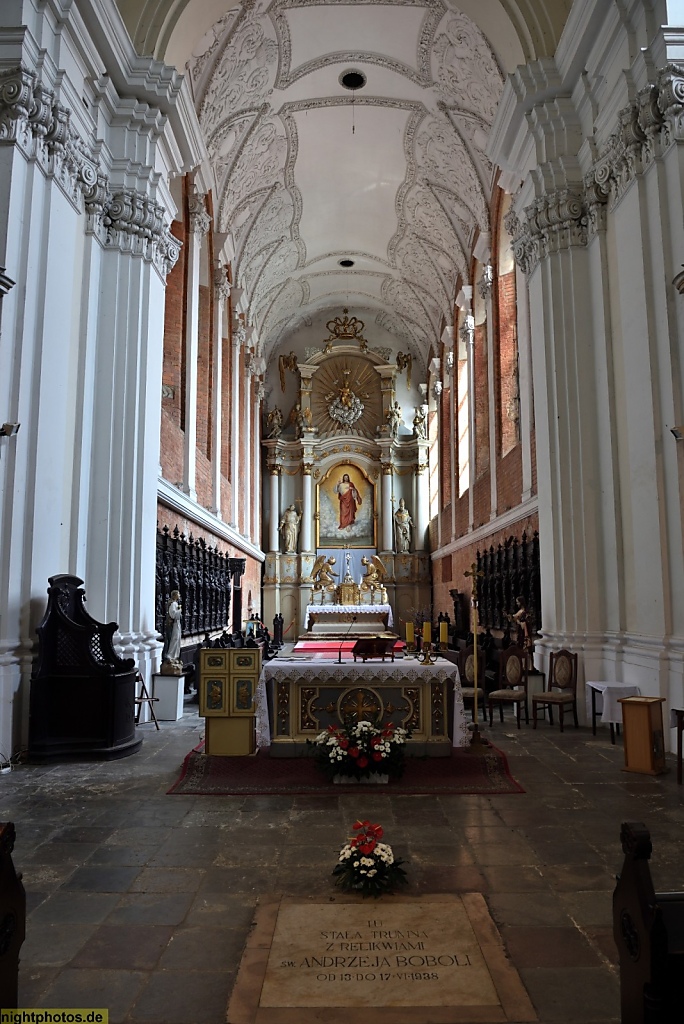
[[464, 562, 487, 749]]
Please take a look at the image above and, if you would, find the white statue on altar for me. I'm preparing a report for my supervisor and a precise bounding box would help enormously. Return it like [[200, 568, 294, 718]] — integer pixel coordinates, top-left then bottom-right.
[[394, 498, 413, 553]]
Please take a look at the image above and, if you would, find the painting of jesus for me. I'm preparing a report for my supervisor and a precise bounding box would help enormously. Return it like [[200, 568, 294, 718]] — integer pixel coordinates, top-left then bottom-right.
[[317, 464, 375, 548], [335, 473, 362, 528]]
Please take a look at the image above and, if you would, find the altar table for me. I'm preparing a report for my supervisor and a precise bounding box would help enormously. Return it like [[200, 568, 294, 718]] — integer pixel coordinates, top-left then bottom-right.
[[262, 656, 466, 755], [586, 681, 641, 744], [304, 603, 393, 631]]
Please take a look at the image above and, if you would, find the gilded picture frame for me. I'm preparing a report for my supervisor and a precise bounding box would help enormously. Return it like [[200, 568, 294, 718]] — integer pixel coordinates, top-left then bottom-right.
[[316, 463, 376, 548], [200, 677, 228, 717], [231, 676, 257, 716]]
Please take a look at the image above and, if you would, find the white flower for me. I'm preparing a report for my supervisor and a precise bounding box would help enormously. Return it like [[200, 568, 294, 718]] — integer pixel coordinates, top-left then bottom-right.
[[367, 869, 377, 877]]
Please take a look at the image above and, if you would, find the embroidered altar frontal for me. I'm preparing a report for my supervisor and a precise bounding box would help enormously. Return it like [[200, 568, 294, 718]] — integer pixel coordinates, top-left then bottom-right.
[[264, 659, 465, 756]]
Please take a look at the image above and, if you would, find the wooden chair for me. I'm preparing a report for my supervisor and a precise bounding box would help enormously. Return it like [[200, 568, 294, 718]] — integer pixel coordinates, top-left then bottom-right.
[[458, 645, 487, 722], [488, 646, 529, 728], [532, 649, 578, 732]]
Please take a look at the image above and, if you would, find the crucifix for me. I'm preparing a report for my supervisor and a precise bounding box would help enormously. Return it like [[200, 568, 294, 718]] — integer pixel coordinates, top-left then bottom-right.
[[464, 562, 487, 749]]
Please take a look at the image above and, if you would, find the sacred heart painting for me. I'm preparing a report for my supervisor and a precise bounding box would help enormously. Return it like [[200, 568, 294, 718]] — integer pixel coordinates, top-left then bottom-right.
[[317, 463, 376, 548]]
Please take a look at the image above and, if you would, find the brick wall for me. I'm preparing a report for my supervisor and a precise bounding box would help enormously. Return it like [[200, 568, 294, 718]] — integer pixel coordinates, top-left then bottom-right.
[[196, 283, 212, 461], [474, 323, 489, 476], [498, 270, 519, 456], [440, 385, 452, 507]]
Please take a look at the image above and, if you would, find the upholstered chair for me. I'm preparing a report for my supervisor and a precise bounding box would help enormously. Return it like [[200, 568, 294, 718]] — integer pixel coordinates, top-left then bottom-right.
[[531, 649, 579, 732], [458, 646, 487, 723], [488, 645, 529, 729]]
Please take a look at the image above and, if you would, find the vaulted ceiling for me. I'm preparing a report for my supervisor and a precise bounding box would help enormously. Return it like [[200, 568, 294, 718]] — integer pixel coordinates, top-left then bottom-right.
[[117, 0, 572, 363]]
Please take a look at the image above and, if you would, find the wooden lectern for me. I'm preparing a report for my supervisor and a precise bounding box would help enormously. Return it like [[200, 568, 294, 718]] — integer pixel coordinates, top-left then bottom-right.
[[618, 696, 667, 776]]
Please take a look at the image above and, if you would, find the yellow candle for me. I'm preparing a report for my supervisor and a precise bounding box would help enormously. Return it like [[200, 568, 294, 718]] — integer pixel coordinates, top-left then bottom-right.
[[405, 622, 414, 644], [439, 621, 448, 644], [423, 621, 431, 643]]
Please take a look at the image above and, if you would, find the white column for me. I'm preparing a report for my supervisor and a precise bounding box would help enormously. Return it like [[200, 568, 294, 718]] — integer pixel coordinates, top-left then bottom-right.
[[414, 452, 429, 551], [480, 265, 498, 519], [269, 467, 280, 552], [211, 266, 230, 517], [230, 329, 242, 528], [465, 315, 476, 531], [242, 364, 251, 537], [183, 189, 210, 503], [253, 384, 262, 545], [381, 465, 393, 552], [516, 262, 534, 502], [301, 467, 313, 552]]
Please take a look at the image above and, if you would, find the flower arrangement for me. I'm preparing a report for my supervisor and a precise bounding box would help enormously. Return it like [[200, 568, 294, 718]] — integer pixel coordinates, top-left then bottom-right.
[[309, 719, 410, 782], [333, 820, 408, 897]]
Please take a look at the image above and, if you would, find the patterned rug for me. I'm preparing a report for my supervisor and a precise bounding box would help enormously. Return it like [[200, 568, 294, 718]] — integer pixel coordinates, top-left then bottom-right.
[[167, 743, 524, 796]]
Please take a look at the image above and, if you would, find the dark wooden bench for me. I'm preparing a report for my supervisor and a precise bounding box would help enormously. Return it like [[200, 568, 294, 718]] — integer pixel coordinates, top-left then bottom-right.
[[352, 637, 395, 662], [613, 822, 684, 1023], [0, 823, 26, 1009]]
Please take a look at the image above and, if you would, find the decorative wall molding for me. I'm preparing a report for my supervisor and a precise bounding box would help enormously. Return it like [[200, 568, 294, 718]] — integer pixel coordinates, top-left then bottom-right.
[[0, 63, 181, 280], [158, 477, 265, 562]]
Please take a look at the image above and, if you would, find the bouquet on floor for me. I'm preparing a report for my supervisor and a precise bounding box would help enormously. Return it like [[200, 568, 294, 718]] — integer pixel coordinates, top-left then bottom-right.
[[333, 819, 408, 897], [309, 718, 410, 781]]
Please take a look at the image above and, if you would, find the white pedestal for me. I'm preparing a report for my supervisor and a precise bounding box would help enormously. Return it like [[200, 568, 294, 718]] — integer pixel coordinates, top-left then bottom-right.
[[152, 674, 185, 721]]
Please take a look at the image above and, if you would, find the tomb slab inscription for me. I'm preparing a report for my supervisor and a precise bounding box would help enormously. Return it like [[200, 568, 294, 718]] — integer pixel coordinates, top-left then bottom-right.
[[260, 901, 501, 1008]]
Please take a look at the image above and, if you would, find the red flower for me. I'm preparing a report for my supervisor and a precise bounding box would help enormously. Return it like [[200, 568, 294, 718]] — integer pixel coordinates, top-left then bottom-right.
[[339, 738, 349, 749], [349, 747, 359, 758], [357, 756, 368, 768], [372, 752, 383, 761], [359, 840, 376, 854], [371, 736, 381, 747]]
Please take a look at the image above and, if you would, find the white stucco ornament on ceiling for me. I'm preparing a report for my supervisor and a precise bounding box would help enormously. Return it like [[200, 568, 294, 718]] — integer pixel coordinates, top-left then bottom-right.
[[186, 0, 504, 363]]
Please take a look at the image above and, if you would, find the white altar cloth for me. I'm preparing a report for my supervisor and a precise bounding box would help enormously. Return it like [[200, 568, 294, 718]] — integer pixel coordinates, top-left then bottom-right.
[[305, 603, 394, 627], [261, 657, 467, 747]]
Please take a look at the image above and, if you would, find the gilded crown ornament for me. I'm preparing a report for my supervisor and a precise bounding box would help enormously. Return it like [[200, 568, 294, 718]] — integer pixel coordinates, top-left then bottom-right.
[[324, 308, 368, 351]]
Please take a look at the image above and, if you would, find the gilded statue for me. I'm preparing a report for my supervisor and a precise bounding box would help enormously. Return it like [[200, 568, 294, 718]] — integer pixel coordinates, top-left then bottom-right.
[[310, 555, 339, 592], [279, 351, 299, 392]]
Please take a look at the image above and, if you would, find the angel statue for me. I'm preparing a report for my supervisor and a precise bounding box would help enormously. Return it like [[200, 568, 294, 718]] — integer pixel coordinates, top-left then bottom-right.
[[279, 351, 299, 392], [310, 555, 338, 592], [360, 555, 388, 591], [396, 351, 412, 389], [289, 403, 312, 439], [265, 406, 283, 439]]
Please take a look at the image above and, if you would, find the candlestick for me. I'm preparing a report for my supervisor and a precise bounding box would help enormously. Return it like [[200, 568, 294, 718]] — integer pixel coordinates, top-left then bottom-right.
[[422, 621, 431, 644], [439, 621, 448, 645], [406, 622, 414, 644]]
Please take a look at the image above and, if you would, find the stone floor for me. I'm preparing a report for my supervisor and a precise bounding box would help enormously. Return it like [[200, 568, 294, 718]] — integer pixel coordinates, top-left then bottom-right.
[[3, 707, 683, 1024]]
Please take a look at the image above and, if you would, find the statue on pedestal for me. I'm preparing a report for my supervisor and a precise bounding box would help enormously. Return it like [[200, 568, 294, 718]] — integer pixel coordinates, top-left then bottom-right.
[[385, 401, 401, 438], [413, 407, 427, 440], [394, 498, 413, 553], [161, 590, 183, 675], [311, 555, 338, 593], [266, 406, 283, 438], [278, 504, 301, 553]]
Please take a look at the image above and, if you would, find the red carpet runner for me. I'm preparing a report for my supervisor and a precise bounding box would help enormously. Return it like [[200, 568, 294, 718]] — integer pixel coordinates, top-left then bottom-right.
[[167, 743, 524, 796]]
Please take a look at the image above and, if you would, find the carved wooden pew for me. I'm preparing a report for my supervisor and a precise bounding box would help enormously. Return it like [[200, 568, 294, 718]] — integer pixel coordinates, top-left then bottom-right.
[[613, 822, 684, 1023], [0, 823, 26, 1010]]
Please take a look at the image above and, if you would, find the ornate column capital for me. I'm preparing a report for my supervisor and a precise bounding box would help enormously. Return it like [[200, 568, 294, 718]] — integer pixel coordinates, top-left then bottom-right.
[[459, 313, 475, 347], [214, 264, 231, 303], [381, 461, 394, 476], [302, 462, 314, 476], [188, 187, 211, 236], [478, 263, 494, 300]]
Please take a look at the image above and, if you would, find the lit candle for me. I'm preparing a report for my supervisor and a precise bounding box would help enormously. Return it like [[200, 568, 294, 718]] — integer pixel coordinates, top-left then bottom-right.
[[423, 621, 431, 644], [439, 621, 448, 645], [405, 622, 414, 644]]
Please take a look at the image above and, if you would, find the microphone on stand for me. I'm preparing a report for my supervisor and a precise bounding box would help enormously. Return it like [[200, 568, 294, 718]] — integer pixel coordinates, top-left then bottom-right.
[[338, 615, 357, 664]]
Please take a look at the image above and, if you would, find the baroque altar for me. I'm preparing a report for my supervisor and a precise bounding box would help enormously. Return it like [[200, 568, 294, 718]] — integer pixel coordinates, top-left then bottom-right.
[[262, 657, 467, 756], [261, 309, 433, 639]]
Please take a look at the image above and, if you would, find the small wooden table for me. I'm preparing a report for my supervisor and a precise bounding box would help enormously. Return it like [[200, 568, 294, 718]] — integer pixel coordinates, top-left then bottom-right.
[[618, 696, 667, 775], [586, 681, 641, 744]]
